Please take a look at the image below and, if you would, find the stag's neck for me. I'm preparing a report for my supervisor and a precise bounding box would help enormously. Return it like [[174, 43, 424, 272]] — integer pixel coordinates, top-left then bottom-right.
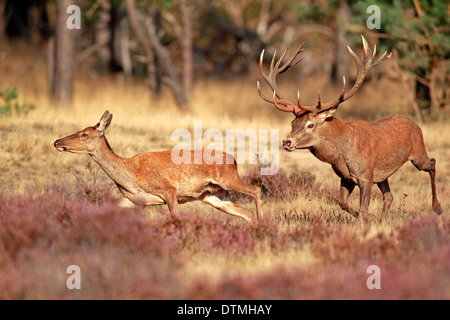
[[309, 118, 353, 167]]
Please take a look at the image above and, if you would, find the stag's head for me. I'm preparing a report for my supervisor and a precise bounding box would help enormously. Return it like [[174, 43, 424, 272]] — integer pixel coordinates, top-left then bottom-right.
[[281, 108, 337, 151], [257, 35, 391, 152], [54, 111, 113, 154]]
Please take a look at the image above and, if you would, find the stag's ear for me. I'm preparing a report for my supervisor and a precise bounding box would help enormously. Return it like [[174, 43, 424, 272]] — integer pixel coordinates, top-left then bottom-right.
[[97, 110, 113, 132], [316, 108, 337, 124]]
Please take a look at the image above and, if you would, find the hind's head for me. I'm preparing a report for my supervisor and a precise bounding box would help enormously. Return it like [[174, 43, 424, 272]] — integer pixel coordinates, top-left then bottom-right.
[[54, 110, 113, 154]]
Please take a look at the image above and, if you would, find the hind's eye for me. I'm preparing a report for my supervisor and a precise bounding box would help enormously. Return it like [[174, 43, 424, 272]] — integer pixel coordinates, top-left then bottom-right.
[[307, 123, 314, 129], [81, 133, 88, 137]]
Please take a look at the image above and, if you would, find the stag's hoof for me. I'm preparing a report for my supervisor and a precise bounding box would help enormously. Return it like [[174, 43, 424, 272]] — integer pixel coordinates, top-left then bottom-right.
[[433, 202, 443, 215]]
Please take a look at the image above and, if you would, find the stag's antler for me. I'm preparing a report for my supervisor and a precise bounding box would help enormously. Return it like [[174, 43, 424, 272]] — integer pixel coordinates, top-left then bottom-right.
[[257, 43, 305, 114], [258, 35, 392, 116]]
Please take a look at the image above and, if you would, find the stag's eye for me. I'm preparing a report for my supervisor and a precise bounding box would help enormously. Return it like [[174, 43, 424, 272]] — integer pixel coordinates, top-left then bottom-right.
[[81, 133, 88, 137], [307, 123, 314, 129]]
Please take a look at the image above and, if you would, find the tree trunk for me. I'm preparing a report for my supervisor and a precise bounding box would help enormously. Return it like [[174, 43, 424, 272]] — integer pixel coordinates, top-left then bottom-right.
[[120, 14, 132, 79], [145, 15, 189, 110], [49, 0, 76, 105], [429, 55, 440, 115], [94, 0, 111, 73], [178, 0, 193, 96], [125, 0, 189, 110], [0, 0, 6, 54], [331, 0, 351, 83], [125, 0, 160, 93], [109, 4, 124, 72]]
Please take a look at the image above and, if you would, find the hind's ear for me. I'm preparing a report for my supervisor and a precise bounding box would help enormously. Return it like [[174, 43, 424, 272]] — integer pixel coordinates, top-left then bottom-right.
[[97, 110, 113, 132]]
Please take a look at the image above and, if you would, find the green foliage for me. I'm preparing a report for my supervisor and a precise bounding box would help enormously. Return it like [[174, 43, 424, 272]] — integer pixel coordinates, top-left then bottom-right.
[[354, 0, 449, 65], [295, 0, 449, 113], [294, 0, 340, 21], [352, 0, 450, 112], [0, 88, 36, 116]]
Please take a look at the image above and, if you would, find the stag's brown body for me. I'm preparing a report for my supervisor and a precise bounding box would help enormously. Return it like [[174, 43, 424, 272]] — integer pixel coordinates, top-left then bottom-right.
[[311, 114, 423, 184], [257, 35, 442, 222], [54, 111, 262, 223]]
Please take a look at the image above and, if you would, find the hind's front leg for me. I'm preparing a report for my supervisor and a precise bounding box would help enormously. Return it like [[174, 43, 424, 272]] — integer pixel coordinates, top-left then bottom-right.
[[161, 187, 180, 215]]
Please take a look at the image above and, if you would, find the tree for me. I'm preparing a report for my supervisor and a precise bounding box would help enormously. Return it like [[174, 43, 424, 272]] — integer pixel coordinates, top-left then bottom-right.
[[49, 0, 77, 105], [295, 0, 449, 120], [125, 0, 189, 110], [352, 0, 450, 119], [295, 0, 352, 83], [0, 0, 5, 54], [179, 0, 193, 95]]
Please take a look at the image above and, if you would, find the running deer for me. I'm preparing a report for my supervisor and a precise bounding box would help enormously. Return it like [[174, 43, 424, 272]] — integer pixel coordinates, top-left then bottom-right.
[[54, 111, 262, 223], [257, 35, 442, 222]]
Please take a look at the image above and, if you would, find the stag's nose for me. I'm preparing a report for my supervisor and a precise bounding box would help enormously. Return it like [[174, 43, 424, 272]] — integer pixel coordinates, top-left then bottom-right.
[[283, 139, 291, 147], [54, 139, 61, 148], [282, 139, 294, 151]]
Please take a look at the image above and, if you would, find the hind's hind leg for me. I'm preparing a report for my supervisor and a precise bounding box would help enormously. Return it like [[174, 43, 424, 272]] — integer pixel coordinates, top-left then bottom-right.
[[214, 174, 263, 222], [410, 157, 443, 215], [201, 193, 252, 223]]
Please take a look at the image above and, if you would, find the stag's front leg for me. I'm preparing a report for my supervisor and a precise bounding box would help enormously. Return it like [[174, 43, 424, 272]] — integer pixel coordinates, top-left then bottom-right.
[[358, 179, 372, 223], [338, 179, 358, 218]]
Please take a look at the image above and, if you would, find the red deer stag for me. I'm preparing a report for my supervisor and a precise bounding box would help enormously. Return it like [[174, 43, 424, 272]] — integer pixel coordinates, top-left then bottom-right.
[[54, 111, 262, 223], [257, 35, 442, 222]]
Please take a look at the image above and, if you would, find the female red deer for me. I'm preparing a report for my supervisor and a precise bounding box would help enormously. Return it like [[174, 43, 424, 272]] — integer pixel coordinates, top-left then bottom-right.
[[54, 111, 262, 223], [257, 35, 442, 222]]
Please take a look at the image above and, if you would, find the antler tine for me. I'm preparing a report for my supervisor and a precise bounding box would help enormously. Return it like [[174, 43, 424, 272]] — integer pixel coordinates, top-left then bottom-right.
[[256, 81, 273, 104], [296, 91, 316, 113], [305, 36, 389, 114], [361, 35, 373, 62], [259, 49, 284, 99], [317, 91, 322, 109], [257, 43, 306, 113], [339, 76, 346, 102], [347, 45, 362, 69], [274, 48, 289, 72], [371, 51, 392, 70], [258, 36, 391, 117], [279, 42, 305, 74], [339, 35, 391, 103], [256, 82, 300, 114], [269, 50, 277, 74], [272, 90, 300, 113]]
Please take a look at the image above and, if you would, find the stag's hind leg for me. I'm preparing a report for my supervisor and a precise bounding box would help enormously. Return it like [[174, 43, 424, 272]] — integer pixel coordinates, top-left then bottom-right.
[[377, 179, 393, 222], [410, 156, 443, 215]]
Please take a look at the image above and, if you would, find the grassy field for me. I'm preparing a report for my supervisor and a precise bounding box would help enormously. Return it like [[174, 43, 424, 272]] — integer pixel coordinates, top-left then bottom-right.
[[0, 43, 448, 299]]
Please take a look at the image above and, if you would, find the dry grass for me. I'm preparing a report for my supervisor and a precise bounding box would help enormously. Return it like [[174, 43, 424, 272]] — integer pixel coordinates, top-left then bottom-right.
[[0, 42, 448, 299]]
